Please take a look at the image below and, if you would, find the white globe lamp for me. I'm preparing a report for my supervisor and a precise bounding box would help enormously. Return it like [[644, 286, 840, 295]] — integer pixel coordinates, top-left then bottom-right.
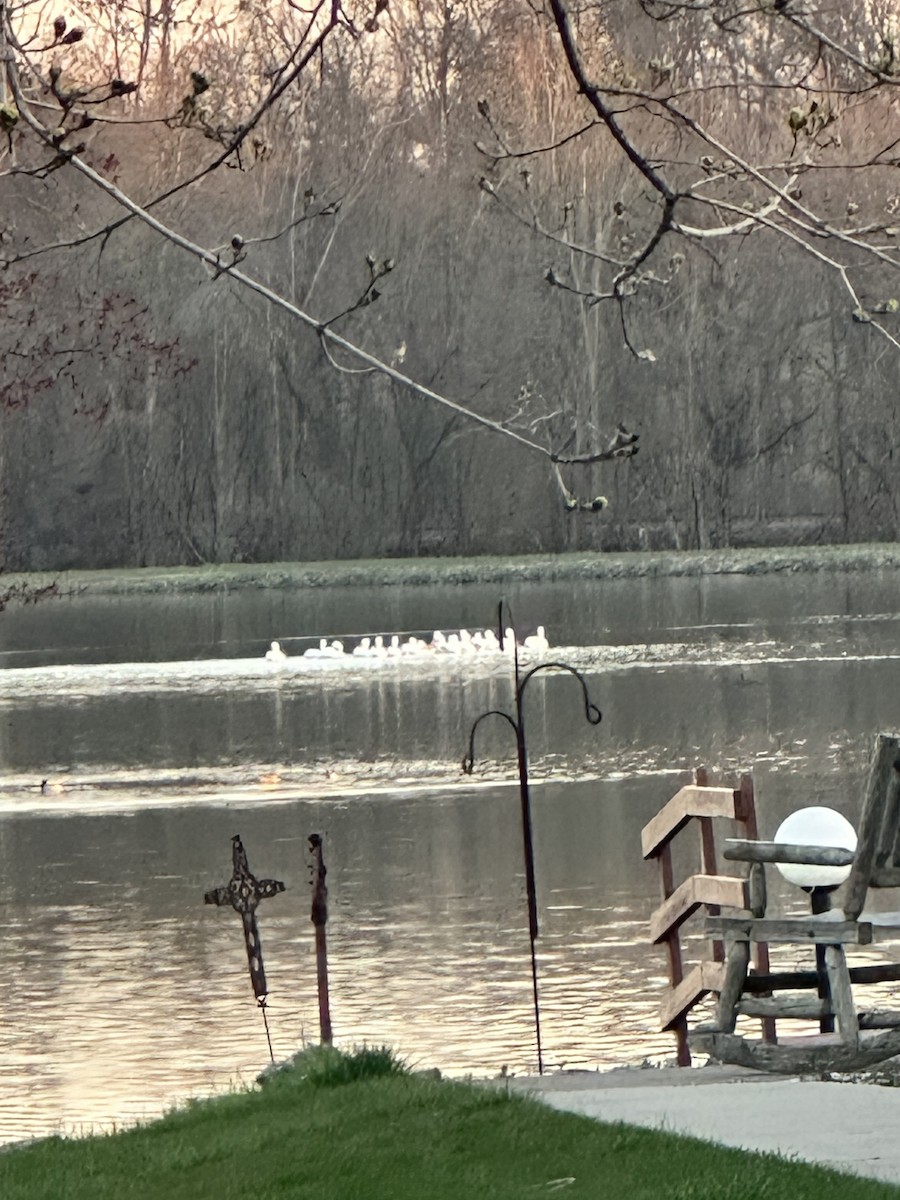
[[773, 806, 857, 889]]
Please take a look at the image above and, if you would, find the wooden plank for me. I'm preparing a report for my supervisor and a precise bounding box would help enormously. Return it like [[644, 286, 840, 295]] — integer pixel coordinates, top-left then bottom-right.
[[698, 812, 725, 964], [734, 773, 756, 828], [664, 931, 685, 999], [659, 960, 726, 1031], [692, 1027, 900, 1074], [735, 774, 776, 1043], [891, 767, 900, 867], [649, 874, 748, 944], [753, 940, 776, 1047], [738, 995, 830, 1020], [715, 941, 749, 1033], [859, 1011, 900, 1029], [748, 861, 766, 917], [659, 843, 675, 901], [705, 915, 873, 945], [869, 867, 900, 888], [641, 786, 738, 859], [656, 842, 687, 1064], [825, 944, 858, 1045], [723, 841, 855, 868], [877, 767, 900, 867], [743, 962, 900, 992], [699, 815, 718, 876], [659, 842, 685, 987], [844, 734, 900, 920]]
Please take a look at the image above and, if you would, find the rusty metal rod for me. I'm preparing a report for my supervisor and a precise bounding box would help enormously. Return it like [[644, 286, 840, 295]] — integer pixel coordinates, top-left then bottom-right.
[[309, 834, 334, 1045]]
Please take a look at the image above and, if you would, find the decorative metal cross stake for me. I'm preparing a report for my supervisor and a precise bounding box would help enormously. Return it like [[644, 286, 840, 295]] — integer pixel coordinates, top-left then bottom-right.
[[204, 834, 285, 1003]]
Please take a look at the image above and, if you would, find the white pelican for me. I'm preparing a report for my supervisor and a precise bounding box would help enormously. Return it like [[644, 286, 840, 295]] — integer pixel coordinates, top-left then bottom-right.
[[458, 629, 477, 654], [265, 640, 288, 663], [524, 626, 550, 654]]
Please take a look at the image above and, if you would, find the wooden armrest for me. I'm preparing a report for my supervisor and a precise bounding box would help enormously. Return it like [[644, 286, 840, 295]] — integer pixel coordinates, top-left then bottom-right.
[[723, 839, 855, 868]]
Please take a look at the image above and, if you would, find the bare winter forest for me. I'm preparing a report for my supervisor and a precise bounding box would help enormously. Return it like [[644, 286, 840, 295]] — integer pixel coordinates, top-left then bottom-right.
[[2, 0, 899, 570]]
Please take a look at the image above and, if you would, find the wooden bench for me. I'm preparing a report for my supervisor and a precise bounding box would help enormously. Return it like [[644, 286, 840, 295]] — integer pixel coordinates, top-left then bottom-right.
[[693, 733, 900, 1073]]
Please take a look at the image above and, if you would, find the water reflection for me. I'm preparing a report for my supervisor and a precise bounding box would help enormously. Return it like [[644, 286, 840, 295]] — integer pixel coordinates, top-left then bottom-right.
[[1, 567, 900, 1144], [0, 778, 676, 1143], [2, 651, 899, 780], [4, 565, 900, 668]]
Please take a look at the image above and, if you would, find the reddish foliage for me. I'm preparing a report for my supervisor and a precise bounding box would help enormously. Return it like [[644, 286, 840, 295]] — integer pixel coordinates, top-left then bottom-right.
[[2, 281, 197, 418]]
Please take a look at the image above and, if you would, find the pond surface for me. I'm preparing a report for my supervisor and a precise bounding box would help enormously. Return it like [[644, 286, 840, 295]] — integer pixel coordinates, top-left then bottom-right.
[[2, 565, 900, 1144]]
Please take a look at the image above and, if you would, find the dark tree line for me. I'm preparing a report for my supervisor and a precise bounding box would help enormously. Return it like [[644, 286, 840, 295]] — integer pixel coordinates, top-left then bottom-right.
[[1, 1, 898, 570]]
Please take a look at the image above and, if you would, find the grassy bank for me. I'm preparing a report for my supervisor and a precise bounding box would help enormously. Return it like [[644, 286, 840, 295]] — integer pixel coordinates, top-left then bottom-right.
[[2, 1049, 899, 1200], [6, 542, 900, 599]]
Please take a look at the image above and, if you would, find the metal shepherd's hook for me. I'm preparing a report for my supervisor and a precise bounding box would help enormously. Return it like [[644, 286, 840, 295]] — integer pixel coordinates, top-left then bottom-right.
[[462, 600, 602, 1075]]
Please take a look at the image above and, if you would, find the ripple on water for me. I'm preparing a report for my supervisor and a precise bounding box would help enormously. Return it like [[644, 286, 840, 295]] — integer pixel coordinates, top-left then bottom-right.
[[3, 569, 900, 1144]]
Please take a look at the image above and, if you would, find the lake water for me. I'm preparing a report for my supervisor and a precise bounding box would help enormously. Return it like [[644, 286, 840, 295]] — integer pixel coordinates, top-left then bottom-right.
[[2, 565, 900, 1144]]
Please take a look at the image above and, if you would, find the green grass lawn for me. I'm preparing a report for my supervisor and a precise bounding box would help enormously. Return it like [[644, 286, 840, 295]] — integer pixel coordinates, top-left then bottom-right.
[[2, 1047, 898, 1200]]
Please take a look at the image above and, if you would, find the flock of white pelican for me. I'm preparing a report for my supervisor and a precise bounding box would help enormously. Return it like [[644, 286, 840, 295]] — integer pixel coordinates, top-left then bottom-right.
[[264, 626, 550, 665]]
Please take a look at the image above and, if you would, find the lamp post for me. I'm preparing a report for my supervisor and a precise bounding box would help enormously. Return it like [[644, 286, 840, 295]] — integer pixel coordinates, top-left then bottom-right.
[[774, 806, 858, 1035], [462, 602, 602, 1074]]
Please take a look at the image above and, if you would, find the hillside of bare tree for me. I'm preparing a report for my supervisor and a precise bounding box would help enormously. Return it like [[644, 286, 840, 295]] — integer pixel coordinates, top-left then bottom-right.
[[2, 1, 898, 570]]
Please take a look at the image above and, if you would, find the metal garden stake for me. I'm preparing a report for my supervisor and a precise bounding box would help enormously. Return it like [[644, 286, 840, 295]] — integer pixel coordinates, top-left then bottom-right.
[[462, 601, 602, 1074], [308, 833, 334, 1045], [204, 834, 285, 1060]]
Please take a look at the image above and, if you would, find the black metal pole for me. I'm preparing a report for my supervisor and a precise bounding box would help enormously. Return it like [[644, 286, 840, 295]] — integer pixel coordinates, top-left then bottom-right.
[[810, 885, 836, 1034], [259, 998, 275, 1062], [462, 601, 601, 1079], [514, 685, 544, 1074]]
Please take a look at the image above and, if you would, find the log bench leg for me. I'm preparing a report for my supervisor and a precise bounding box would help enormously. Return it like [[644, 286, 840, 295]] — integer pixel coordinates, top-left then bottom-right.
[[824, 944, 859, 1049], [815, 942, 835, 1034], [716, 940, 750, 1034]]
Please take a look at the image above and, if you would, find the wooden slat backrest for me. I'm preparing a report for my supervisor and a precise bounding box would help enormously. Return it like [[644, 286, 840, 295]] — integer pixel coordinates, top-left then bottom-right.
[[877, 767, 900, 869], [844, 734, 900, 921]]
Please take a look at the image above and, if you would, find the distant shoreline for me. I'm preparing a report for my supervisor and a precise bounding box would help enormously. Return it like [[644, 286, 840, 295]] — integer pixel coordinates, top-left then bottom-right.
[[6, 542, 900, 596]]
